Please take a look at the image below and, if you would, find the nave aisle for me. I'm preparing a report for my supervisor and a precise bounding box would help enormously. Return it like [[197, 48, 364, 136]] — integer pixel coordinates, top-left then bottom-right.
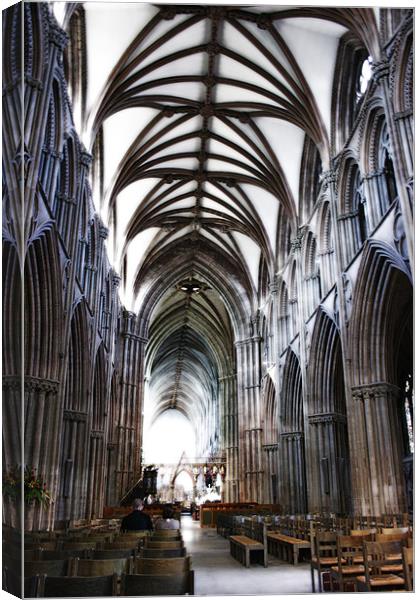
[[181, 516, 312, 596]]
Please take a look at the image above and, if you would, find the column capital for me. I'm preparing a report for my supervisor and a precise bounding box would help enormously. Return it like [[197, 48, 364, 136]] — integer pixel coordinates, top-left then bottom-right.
[[351, 381, 400, 401]]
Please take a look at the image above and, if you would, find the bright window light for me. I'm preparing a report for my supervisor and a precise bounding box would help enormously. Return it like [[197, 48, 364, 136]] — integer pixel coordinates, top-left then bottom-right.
[[143, 409, 196, 464]]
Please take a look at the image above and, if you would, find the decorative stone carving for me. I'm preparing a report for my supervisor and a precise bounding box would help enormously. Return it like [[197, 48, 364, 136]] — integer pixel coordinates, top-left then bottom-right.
[[49, 22, 69, 50], [280, 431, 303, 440], [372, 60, 390, 83], [64, 409, 88, 422], [342, 273, 353, 324], [352, 381, 401, 401], [308, 412, 347, 424]]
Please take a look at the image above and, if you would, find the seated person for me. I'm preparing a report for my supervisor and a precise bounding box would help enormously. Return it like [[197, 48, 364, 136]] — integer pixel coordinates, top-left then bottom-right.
[[121, 498, 153, 531], [155, 506, 180, 530]]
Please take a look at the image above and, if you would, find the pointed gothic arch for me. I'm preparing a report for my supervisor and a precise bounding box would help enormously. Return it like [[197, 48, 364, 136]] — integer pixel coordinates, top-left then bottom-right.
[[57, 300, 90, 522], [347, 239, 412, 514], [279, 350, 307, 514], [306, 309, 350, 514]]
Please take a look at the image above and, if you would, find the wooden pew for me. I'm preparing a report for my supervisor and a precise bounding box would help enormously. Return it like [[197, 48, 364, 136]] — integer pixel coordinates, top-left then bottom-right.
[[132, 556, 191, 575], [266, 531, 311, 565], [229, 535, 267, 568], [120, 571, 194, 595]]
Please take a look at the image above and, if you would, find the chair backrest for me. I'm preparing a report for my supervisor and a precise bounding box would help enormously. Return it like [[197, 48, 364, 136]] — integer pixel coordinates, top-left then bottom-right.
[[336, 535, 366, 564], [146, 540, 184, 549], [25, 541, 57, 551], [3, 566, 38, 598], [103, 540, 141, 550], [402, 546, 413, 591], [120, 571, 194, 596], [381, 526, 409, 535], [349, 529, 376, 537], [62, 541, 97, 550], [363, 540, 403, 580], [24, 559, 70, 577], [375, 531, 410, 544], [314, 531, 337, 558], [140, 547, 187, 559], [133, 556, 191, 575], [74, 557, 130, 576], [38, 573, 118, 597], [40, 549, 92, 560], [151, 530, 181, 539], [118, 531, 150, 539], [92, 548, 133, 560]]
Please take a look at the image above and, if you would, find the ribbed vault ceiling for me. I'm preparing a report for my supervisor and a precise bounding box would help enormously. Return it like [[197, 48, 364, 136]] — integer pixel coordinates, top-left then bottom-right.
[[56, 2, 380, 456]]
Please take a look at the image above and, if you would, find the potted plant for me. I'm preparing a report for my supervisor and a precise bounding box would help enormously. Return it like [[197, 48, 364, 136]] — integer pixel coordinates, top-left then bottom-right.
[[2, 465, 53, 529]]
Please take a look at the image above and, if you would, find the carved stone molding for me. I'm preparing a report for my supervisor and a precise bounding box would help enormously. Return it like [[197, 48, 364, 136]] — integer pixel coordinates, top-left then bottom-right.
[[280, 431, 303, 440], [25, 75, 43, 91], [90, 430, 104, 439], [80, 151, 93, 168], [320, 169, 337, 193], [3, 375, 59, 394], [352, 382, 401, 401], [99, 225, 109, 240], [308, 412, 347, 425], [49, 22, 69, 50], [263, 443, 278, 452], [372, 60, 390, 83], [64, 409, 88, 422]]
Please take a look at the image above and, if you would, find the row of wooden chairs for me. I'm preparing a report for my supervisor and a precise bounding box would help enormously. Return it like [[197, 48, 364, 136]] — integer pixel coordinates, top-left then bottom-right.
[[310, 529, 413, 592], [3, 571, 194, 597], [3, 524, 193, 597]]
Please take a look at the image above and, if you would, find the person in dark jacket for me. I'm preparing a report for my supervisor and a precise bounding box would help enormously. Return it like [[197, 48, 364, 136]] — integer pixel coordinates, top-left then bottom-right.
[[121, 498, 153, 531]]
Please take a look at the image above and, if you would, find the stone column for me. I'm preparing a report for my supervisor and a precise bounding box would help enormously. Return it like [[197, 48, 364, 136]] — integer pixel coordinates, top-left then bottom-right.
[[115, 311, 147, 501], [371, 59, 413, 265], [235, 314, 264, 502], [219, 373, 238, 502], [350, 382, 406, 515]]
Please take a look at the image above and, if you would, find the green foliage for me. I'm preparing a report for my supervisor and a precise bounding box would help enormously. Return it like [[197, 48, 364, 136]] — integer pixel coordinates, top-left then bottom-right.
[[2, 465, 52, 506]]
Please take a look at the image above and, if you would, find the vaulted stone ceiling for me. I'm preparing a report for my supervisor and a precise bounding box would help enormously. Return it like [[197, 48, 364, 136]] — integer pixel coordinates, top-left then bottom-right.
[[55, 2, 381, 457]]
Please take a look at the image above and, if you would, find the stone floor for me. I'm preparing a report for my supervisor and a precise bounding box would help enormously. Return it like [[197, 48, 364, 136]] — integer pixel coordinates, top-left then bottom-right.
[[180, 515, 314, 597]]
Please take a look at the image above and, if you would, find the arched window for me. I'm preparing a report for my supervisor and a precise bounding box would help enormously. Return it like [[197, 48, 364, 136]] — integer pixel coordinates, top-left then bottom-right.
[[299, 136, 322, 222], [355, 56, 372, 105], [332, 34, 371, 150]]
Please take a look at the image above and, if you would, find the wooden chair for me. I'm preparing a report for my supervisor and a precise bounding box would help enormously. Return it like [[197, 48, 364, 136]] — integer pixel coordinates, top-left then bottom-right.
[[356, 540, 406, 592], [139, 547, 186, 559], [37, 573, 118, 597], [132, 556, 191, 575], [103, 540, 141, 551], [61, 541, 97, 551], [330, 535, 368, 592], [73, 557, 130, 576], [40, 549, 93, 560], [3, 566, 38, 598], [145, 540, 184, 549], [402, 546, 413, 591], [151, 530, 181, 539], [24, 559, 71, 577], [116, 531, 150, 542], [381, 527, 409, 535], [92, 548, 134, 560], [25, 541, 58, 551], [310, 531, 339, 592], [349, 528, 376, 537], [120, 571, 194, 596]]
